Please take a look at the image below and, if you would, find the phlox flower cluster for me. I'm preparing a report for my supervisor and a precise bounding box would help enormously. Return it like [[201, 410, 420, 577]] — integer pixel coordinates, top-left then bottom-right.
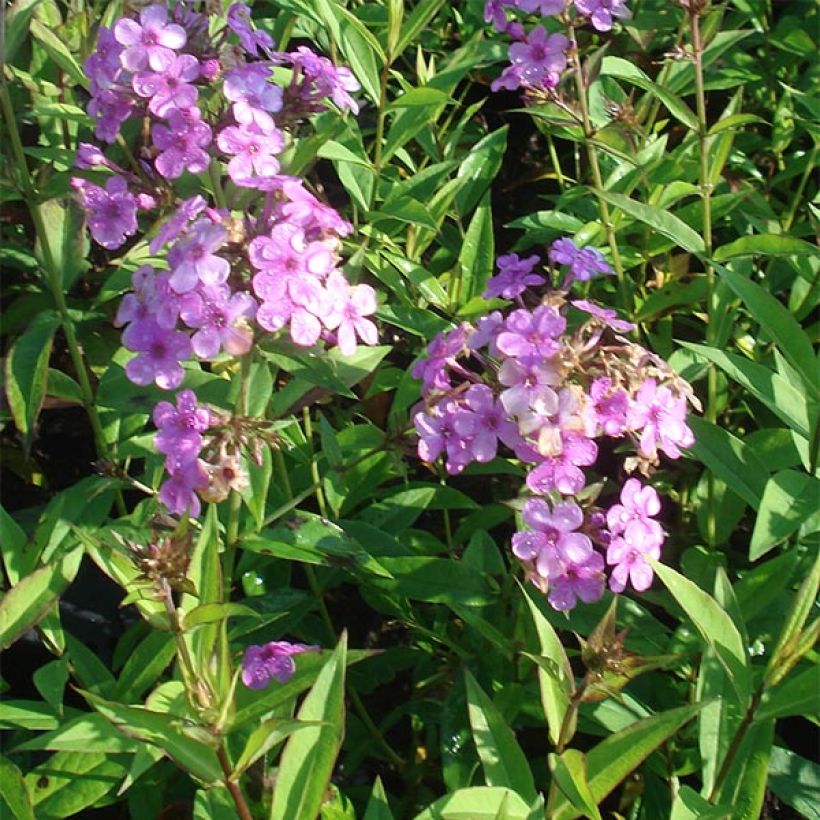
[[412, 237, 696, 611], [486, 0, 631, 93], [74, 3, 378, 518]]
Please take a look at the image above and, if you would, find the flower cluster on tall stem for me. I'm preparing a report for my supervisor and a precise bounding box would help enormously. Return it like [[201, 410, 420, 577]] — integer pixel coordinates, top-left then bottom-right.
[[73, 3, 378, 520], [412, 238, 697, 611]]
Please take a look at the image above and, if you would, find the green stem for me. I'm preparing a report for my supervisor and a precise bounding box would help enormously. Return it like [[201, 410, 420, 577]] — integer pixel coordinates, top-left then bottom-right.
[[209, 159, 228, 210], [216, 746, 254, 820], [302, 407, 328, 518], [568, 26, 629, 312], [689, 8, 718, 546]]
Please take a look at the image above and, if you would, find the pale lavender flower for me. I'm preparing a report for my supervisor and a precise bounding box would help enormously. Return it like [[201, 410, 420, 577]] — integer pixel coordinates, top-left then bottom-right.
[[179, 284, 257, 358], [498, 356, 560, 418], [73, 175, 138, 250], [124, 320, 192, 389], [453, 384, 520, 463], [113, 5, 187, 72], [484, 253, 544, 300], [508, 27, 569, 88], [152, 109, 212, 179], [217, 121, 284, 184], [322, 273, 378, 355], [414, 399, 472, 474], [491, 62, 526, 93], [574, 0, 631, 32], [525, 432, 597, 495], [571, 299, 635, 333], [241, 641, 319, 689], [167, 221, 230, 293], [249, 222, 335, 280], [133, 53, 200, 116], [223, 64, 283, 128], [549, 238, 613, 284], [496, 305, 565, 359]]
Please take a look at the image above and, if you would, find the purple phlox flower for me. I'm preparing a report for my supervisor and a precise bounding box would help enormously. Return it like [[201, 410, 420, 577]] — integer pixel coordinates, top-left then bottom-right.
[[496, 305, 565, 359], [241, 641, 319, 689], [627, 379, 694, 461], [520, 386, 586, 458], [228, 3, 275, 56], [322, 272, 378, 355], [413, 399, 472, 474], [513, 498, 595, 585], [217, 120, 285, 184], [526, 432, 597, 495], [152, 108, 212, 179], [452, 384, 520, 463], [411, 325, 470, 394], [571, 299, 635, 333], [158, 457, 207, 518], [549, 238, 613, 284], [124, 319, 192, 389], [153, 389, 210, 464], [468, 311, 504, 354], [484, 253, 544, 300], [268, 176, 353, 238], [223, 63, 283, 128], [117, 267, 180, 348], [75, 142, 112, 170], [606, 478, 663, 543], [484, 0, 513, 31], [508, 27, 569, 88], [167, 220, 230, 293], [548, 551, 605, 611], [498, 355, 560, 418], [275, 46, 360, 114], [516, 0, 566, 14], [179, 284, 257, 358], [149, 195, 207, 254], [84, 27, 124, 92], [114, 5, 187, 72], [584, 376, 630, 436], [249, 222, 336, 280], [133, 53, 200, 116], [253, 270, 327, 346], [506, 21, 527, 39], [73, 174, 138, 250], [491, 62, 526, 93], [574, 0, 631, 32], [87, 87, 136, 143]]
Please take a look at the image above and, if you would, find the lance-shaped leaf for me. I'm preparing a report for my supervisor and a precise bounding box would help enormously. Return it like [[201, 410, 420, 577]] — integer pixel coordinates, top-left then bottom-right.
[[231, 718, 323, 778], [550, 750, 602, 820]]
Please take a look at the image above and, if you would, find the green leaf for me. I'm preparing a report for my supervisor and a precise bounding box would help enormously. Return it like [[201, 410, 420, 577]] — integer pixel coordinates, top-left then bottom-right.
[[464, 671, 536, 802], [0, 505, 29, 585], [687, 417, 769, 508], [750, 471, 819, 559], [652, 562, 750, 702], [232, 717, 321, 778], [386, 86, 453, 110], [550, 750, 601, 820], [725, 719, 774, 819], [601, 57, 699, 131], [364, 776, 395, 820], [669, 785, 730, 819], [270, 633, 347, 820], [114, 631, 176, 701], [3, 0, 43, 65], [768, 747, 820, 820], [182, 602, 259, 629], [316, 139, 374, 169], [456, 193, 494, 305], [455, 127, 508, 215], [29, 19, 88, 88], [393, 0, 446, 57], [0, 700, 60, 731], [522, 588, 574, 746], [757, 664, 820, 721], [35, 199, 90, 290], [552, 704, 705, 820], [707, 113, 767, 135], [33, 658, 69, 714], [718, 265, 818, 398], [14, 712, 140, 754], [4, 310, 60, 455], [595, 191, 705, 254], [680, 342, 811, 439], [413, 787, 533, 820], [47, 369, 84, 405], [0, 547, 83, 650], [714, 234, 820, 261], [0, 756, 35, 820]]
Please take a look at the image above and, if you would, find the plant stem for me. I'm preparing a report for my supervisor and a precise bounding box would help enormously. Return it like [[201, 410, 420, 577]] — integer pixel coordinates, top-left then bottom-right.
[[567, 25, 629, 312], [209, 159, 228, 210], [689, 7, 718, 547], [302, 407, 328, 518], [217, 746, 254, 820]]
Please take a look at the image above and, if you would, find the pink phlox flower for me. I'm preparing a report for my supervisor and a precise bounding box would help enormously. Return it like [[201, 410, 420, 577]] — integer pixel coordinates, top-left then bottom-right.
[[275, 46, 360, 114], [496, 305, 565, 359], [217, 121, 285, 184], [322, 272, 378, 355], [158, 457, 208, 518], [179, 284, 257, 359], [113, 5, 187, 72], [249, 222, 336, 279], [223, 63, 283, 128], [414, 399, 472, 474], [153, 388, 210, 464], [268, 177, 353, 238], [452, 383, 520, 463], [252, 267, 327, 347], [152, 108, 212, 179], [508, 27, 569, 88], [571, 299, 635, 333], [548, 551, 605, 611], [525, 432, 597, 495], [498, 355, 560, 418], [585, 377, 630, 436], [411, 325, 470, 394], [484, 253, 544, 300], [521, 386, 586, 458], [124, 319, 192, 389], [227, 3, 275, 56], [133, 53, 200, 116], [73, 174, 138, 250], [468, 311, 504, 354], [167, 220, 230, 293], [84, 27, 123, 92], [241, 641, 319, 689], [491, 63, 526, 93], [117, 267, 180, 348], [574, 0, 631, 32], [627, 379, 694, 460], [150, 195, 207, 254]]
